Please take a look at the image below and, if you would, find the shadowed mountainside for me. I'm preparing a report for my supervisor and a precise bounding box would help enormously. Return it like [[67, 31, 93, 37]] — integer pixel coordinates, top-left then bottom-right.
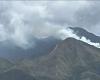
[[15, 38, 100, 80], [0, 58, 13, 73], [0, 37, 59, 62], [0, 69, 35, 80]]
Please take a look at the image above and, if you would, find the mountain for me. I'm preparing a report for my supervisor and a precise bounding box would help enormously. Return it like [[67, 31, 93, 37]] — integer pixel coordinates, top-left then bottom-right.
[[0, 58, 13, 73], [0, 27, 100, 80], [0, 69, 35, 80], [15, 38, 100, 80], [1, 26, 100, 63], [0, 37, 59, 62], [69, 27, 100, 43]]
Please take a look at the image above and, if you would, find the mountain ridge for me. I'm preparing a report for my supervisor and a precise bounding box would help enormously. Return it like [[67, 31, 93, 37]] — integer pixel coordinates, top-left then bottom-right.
[[15, 38, 100, 80], [69, 27, 100, 43], [0, 27, 100, 80]]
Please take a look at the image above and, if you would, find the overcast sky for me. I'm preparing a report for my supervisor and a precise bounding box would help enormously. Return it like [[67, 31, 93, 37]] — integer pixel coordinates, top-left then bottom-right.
[[0, 0, 100, 48]]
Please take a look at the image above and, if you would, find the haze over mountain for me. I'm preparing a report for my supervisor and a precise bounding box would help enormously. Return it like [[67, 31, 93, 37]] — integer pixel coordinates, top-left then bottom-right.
[[0, 37, 59, 62], [0, 1, 100, 50]]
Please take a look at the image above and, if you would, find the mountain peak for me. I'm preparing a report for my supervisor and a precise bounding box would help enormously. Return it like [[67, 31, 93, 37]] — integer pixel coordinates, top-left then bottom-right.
[[59, 37, 87, 48], [69, 27, 100, 43], [59, 38, 80, 48], [64, 37, 79, 43]]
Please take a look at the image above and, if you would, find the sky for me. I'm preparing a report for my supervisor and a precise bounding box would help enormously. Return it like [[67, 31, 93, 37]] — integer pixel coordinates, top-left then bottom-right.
[[0, 0, 100, 48]]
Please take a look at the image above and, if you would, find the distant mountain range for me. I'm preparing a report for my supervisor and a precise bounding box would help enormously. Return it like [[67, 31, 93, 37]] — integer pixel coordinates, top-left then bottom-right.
[[0, 37, 59, 62], [0, 27, 100, 80]]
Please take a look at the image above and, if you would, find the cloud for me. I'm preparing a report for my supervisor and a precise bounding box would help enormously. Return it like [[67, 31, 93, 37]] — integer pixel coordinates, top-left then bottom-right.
[[0, 1, 100, 48], [45, 1, 89, 26], [58, 28, 100, 48], [80, 36, 100, 48], [74, 1, 100, 35]]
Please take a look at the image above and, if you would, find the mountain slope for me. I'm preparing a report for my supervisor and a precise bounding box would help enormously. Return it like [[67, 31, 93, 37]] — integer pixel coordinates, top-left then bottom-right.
[[0, 58, 13, 73], [16, 38, 100, 80], [0, 37, 59, 62], [0, 69, 35, 80]]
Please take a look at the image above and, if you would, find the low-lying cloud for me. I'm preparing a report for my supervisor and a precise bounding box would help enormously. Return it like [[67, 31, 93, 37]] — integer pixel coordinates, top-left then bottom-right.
[[0, 1, 100, 48], [58, 28, 100, 48]]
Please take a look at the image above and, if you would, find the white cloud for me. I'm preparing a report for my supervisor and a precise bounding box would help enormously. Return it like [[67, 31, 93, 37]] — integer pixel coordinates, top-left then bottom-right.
[[80, 36, 100, 48], [0, 1, 99, 48], [58, 28, 100, 48]]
